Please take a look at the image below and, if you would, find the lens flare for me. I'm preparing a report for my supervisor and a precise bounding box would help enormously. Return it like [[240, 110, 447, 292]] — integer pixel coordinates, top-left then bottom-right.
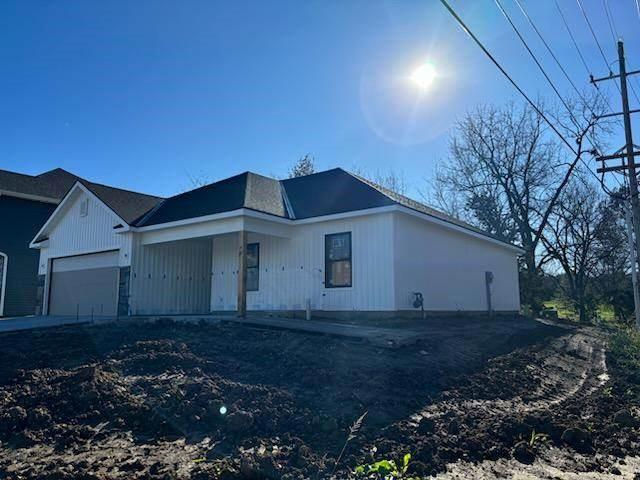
[[410, 63, 437, 90]]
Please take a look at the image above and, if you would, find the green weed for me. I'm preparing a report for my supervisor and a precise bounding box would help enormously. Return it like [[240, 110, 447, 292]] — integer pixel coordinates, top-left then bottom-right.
[[354, 453, 418, 479]]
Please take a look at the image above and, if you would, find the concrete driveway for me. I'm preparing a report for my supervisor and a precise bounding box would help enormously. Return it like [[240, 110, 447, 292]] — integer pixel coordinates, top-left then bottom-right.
[[0, 315, 117, 333]]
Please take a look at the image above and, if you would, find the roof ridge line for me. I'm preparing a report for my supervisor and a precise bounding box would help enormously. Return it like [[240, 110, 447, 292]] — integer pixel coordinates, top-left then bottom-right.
[[279, 181, 296, 219], [87, 181, 163, 199], [133, 197, 169, 226]]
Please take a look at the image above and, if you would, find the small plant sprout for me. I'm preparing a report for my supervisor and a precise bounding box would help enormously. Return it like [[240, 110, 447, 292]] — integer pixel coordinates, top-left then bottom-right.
[[354, 452, 414, 479], [528, 429, 548, 448]]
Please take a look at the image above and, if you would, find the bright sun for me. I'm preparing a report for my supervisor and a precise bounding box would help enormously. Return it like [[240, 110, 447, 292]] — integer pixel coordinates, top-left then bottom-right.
[[410, 63, 437, 90]]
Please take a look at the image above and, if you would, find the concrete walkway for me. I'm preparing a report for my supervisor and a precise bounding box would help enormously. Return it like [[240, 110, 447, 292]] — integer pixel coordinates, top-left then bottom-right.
[[0, 313, 539, 349], [219, 315, 425, 346], [0, 314, 425, 346]]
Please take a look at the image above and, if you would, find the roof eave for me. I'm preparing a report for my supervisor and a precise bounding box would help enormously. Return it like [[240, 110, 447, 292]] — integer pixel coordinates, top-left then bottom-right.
[[0, 190, 60, 204]]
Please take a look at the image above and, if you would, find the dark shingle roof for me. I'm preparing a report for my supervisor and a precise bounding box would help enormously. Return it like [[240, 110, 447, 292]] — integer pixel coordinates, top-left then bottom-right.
[[132, 167, 513, 247], [81, 181, 163, 225], [0, 168, 78, 200], [0, 167, 162, 226], [135, 172, 287, 227], [348, 171, 497, 239], [281, 169, 396, 219]]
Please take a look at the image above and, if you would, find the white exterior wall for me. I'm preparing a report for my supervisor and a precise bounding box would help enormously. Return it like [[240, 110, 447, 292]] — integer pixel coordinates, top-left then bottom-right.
[[129, 237, 212, 315], [210, 213, 395, 312], [393, 212, 520, 312], [35, 192, 521, 316], [37, 189, 132, 276]]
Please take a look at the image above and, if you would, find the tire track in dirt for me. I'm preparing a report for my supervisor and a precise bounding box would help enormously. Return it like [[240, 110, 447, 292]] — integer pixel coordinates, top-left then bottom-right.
[[410, 330, 608, 426], [357, 326, 632, 479]]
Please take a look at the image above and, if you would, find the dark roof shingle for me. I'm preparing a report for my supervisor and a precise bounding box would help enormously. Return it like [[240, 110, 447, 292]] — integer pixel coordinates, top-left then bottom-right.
[[135, 172, 286, 227], [130, 167, 516, 248], [0, 167, 162, 225], [82, 181, 163, 225], [281, 168, 396, 219], [0, 168, 78, 200]]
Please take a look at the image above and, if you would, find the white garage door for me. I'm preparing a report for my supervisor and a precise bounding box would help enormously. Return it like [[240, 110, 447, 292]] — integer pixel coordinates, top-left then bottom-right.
[[49, 251, 119, 317]]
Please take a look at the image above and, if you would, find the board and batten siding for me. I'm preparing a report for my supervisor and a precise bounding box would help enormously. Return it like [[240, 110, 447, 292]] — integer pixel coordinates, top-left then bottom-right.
[[129, 237, 212, 315], [37, 189, 132, 276], [393, 212, 520, 312], [210, 213, 396, 312]]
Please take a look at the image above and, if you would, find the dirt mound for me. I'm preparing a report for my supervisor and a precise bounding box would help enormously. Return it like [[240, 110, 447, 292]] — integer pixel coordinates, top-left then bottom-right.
[[0, 318, 636, 479], [356, 329, 640, 478]]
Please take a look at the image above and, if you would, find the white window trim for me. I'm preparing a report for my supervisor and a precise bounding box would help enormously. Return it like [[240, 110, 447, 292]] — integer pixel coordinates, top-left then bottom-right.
[[0, 252, 7, 317]]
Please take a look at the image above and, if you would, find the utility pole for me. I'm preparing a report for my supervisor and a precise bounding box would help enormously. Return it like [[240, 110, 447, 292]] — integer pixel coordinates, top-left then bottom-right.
[[624, 204, 640, 326], [593, 40, 640, 328]]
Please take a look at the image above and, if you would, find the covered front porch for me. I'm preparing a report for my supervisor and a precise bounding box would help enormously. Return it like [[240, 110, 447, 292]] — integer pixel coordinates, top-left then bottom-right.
[[127, 211, 293, 316]]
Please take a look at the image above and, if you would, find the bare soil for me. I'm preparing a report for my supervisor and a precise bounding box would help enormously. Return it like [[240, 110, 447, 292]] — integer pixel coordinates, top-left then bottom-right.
[[0, 316, 638, 479]]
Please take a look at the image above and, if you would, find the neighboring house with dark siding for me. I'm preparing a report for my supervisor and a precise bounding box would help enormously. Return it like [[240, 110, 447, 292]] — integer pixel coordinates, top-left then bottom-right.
[[0, 168, 161, 317], [0, 168, 78, 317]]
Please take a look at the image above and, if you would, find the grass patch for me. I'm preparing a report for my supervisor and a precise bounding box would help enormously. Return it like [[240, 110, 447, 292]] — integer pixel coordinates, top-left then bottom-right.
[[610, 328, 640, 373], [543, 299, 616, 322]]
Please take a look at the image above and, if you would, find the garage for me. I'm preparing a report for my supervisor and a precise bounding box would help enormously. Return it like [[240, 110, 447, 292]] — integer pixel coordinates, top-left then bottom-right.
[[48, 250, 119, 317]]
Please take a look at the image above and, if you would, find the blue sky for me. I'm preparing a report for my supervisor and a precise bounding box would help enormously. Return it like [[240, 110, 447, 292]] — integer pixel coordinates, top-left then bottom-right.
[[2, 0, 640, 198]]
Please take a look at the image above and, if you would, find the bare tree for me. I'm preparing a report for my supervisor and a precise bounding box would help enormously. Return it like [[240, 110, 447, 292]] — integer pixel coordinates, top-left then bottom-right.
[[541, 178, 620, 322], [590, 191, 634, 322], [431, 97, 608, 310], [178, 170, 214, 193], [350, 166, 409, 195], [288, 154, 316, 178]]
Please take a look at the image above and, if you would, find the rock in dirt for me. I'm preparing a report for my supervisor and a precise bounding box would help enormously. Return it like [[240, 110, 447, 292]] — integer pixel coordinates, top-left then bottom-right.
[[447, 419, 460, 435], [613, 410, 640, 428], [26, 407, 51, 428], [417, 416, 436, 434], [561, 427, 592, 452], [227, 410, 254, 434], [75, 365, 99, 381], [511, 440, 535, 464], [1, 406, 27, 432]]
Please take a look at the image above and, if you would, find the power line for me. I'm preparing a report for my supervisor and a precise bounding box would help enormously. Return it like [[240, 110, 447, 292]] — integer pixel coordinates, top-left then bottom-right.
[[603, 0, 619, 44], [576, 0, 611, 71], [437, 0, 624, 199], [438, 0, 577, 154], [575, 0, 629, 103], [625, 60, 640, 105], [513, 0, 596, 114], [601, 0, 640, 105], [494, 0, 618, 188], [555, 0, 591, 76], [494, 0, 582, 130], [511, 0, 625, 135], [553, 0, 624, 131]]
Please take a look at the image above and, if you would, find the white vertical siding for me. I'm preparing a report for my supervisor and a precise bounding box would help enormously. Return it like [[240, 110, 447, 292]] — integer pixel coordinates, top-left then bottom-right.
[[129, 237, 212, 315], [210, 213, 395, 312], [393, 212, 520, 312], [37, 189, 131, 275]]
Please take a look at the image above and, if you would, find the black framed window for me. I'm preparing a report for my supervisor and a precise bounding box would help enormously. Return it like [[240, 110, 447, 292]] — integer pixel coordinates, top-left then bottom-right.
[[246, 243, 259, 291], [325, 232, 352, 288]]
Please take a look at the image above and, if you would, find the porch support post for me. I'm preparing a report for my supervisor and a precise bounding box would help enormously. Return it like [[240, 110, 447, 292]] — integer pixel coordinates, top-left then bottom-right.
[[237, 230, 247, 317]]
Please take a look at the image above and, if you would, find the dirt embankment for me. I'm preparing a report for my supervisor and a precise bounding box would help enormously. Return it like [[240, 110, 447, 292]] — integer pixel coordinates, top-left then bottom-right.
[[0, 317, 637, 479]]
